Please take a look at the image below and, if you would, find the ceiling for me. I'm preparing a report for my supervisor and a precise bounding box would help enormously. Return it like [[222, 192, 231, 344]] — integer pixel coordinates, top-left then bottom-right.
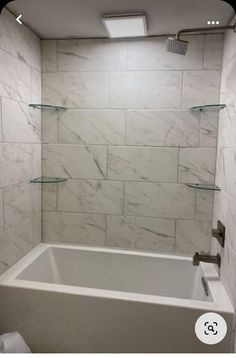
[[7, 0, 234, 39]]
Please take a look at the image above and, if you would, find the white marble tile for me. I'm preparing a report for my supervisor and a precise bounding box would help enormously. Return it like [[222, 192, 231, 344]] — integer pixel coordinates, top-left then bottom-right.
[[4, 183, 41, 229], [0, 189, 3, 232], [42, 110, 58, 144], [42, 184, 57, 211], [179, 148, 216, 184], [220, 28, 236, 120], [195, 190, 214, 220], [182, 70, 221, 108], [225, 195, 236, 253], [0, 98, 2, 142], [175, 220, 212, 254], [58, 39, 127, 71], [200, 112, 218, 147], [109, 71, 182, 109], [31, 68, 42, 103], [218, 107, 236, 150], [31, 144, 42, 179], [43, 211, 105, 245], [124, 182, 195, 219], [128, 35, 204, 70], [2, 98, 41, 143], [126, 110, 200, 147], [204, 34, 224, 70], [58, 109, 126, 145], [0, 144, 33, 187], [224, 149, 236, 200], [58, 180, 123, 214], [43, 144, 107, 180], [108, 146, 178, 182], [106, 215, 175, 252], [42, 40, 57, 72], [0, 218, 33, 273], [0, 49, 31, 103], [220, 243, 236, 310], [0, 9, 41, 71], [32, 213, 42, 247], [42, 72, 108, 108], [215, 147, 225, 191]]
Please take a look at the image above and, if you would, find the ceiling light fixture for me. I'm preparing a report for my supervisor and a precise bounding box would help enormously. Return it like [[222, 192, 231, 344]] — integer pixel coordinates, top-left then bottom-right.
[[103, 13, 147, 38]]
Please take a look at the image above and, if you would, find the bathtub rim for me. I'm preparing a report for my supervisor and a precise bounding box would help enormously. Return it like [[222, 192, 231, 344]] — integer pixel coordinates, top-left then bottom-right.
[[0, 243, 234, 314]]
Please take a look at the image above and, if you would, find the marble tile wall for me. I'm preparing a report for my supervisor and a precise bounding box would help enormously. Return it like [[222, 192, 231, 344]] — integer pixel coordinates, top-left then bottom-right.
[[42, 34, 223, 254], [0, 9, 41, 274], [211, 17, 236, 350]]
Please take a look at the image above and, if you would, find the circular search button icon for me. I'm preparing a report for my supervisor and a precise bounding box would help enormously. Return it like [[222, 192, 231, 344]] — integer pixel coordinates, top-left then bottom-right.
[[195, 312, 227, 345]]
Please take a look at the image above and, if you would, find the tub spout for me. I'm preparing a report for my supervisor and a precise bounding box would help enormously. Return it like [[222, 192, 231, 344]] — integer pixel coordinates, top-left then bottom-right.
[[193, 252, 221, 268]]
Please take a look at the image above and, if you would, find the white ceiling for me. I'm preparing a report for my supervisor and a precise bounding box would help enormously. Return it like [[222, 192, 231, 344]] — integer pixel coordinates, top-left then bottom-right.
[[7, 0, 234, 39]]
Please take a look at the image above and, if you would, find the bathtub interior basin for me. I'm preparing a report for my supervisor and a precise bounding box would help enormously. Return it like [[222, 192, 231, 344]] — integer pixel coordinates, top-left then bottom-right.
[[0, 244, 234, 353], [15, 246, 211, 301]]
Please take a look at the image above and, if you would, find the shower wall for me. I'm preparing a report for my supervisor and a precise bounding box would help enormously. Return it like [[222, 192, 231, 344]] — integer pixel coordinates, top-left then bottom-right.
[[42, 34, 223, 254], [0, 9, 42, 274], [212, 17, 236, 349]]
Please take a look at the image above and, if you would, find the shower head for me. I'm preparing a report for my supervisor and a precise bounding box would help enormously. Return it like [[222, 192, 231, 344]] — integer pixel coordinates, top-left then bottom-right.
[[166, 37, 189, 55], [167, 23, 236, 56]]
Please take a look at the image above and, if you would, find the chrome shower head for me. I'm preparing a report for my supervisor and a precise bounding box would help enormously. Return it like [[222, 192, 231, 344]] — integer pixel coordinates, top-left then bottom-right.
[[167, 37, 189, 55]]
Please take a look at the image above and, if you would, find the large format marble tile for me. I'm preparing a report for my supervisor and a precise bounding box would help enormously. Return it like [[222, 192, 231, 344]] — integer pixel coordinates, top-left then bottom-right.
[[42, 184, 57, 211], [58, 39, 127, 71], [58, 180, 123, 214], [127, 35, 204, 70], [4, 182, 41, 229], [178, 148, 216, 184], [32, 213, 42, 247], [2, 98, 41, 143], [58, 109, 126, 145], [108, 146, 178, 182], [182, 70, 221, 108], [175, 220, 212, 254], [0, 49, 31, 103], [224, 149, 236, 200], [200, 112, 218, 148], [31, 69, 42, 103], [42, 40, 57, 72], [217, 107, 236, 150], [109, 71, 182, 109], [0, 98, 2, 142], [42, 110, 58, 144], [0, 9, 41, 71], [195, 190, 214, 220], [0, 218, 33, 273], [0, 144, 33, 187], [220, 28, 236, 120], [43, 211, 105, 245], [31, 144, 42, 179], [124, 182, 195, 219], [106, 215, 175, 252], [0, 189, 3, 232], [43, 144, 107, 180], [42, 72, 108, 108], [203, 34, 224, 70], [126, 110, 200, 147]]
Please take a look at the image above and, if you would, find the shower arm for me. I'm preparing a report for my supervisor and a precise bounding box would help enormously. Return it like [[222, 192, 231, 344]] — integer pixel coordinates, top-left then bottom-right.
[[176, 23, 236, 39]]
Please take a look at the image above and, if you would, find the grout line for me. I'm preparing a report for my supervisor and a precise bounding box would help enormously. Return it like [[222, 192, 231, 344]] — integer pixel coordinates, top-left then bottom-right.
[[43, 209, 198, 221]]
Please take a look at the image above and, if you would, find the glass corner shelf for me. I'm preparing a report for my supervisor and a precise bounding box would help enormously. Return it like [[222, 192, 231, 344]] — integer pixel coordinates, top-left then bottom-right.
[[191, 104, 226, 112], [30, 177, 68, 184], [29, 104, 67, 111], [186, 183, 221, 191]]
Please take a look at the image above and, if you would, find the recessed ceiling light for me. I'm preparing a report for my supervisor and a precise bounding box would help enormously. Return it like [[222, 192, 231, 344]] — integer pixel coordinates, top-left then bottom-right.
[[103, 13, 147, 38]]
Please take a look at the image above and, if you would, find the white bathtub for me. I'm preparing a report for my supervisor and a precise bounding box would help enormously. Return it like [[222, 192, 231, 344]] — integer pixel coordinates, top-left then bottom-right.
[[0, 243, 234, 353]]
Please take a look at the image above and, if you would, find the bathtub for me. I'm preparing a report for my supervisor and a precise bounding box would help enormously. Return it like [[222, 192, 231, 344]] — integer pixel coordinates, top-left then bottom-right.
[[0, 243, 234, 353]]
